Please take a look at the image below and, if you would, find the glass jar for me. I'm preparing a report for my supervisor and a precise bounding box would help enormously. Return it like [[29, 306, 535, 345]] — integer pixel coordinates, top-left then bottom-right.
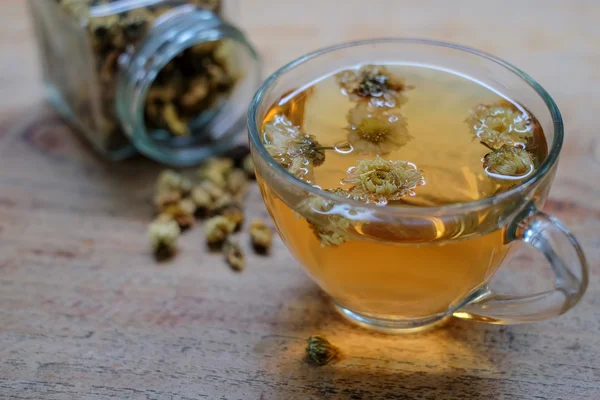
[[28, 0, 261, 166]]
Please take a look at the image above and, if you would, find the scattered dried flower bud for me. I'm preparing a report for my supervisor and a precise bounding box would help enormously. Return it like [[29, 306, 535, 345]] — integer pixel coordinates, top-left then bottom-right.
[[467, 101, 533, 149], [162, 200, 196, 231], [306, 335, 339, 366], [343, 155, 424, 204], [153, 191, 181, 212], [346, 103, 411, 155], [191, 185, 212, 217], [226, 168, 248, 198], [197, 157, 234, 188], [242, 154, 255, 179], [484, 145, 534, 182], [199, 179, 228, 200], [210, 193, 235, 214], [219, 202, 245, 232], [249, 218, 273, 254], [223, 237, 245, 272], [179, 198, 197, 216], [204, 215, 236, 249], [148, 218, 180, 261], [155, 170, 192, 195]]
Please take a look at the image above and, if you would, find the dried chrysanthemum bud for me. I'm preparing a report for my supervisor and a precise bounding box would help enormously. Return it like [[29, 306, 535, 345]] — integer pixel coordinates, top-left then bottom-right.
[[197, 157, 234, 188], [198, 179, 228, 200], [467, 101, 533, 149], [306, 335, 339, 366], [162, 199, 196, 231], [155, 169, 192, 195], [191, 185, 212, 217], [219, 202, 245, 232], [210, 192, 235, 214], [223, 237, 245, 272], [179, 198, 197, 216], [343, 155, 424, 204], [153, 191, 181, 212], [346, 103, 412, 155], [484, 145, 534, 181], [204, 215, 236, 249], [242, 154, 255, 179], [336, 65, 410, 107], [180, 77, 209, 108], [191, 180, 231, 217], [263, 114, 326, 179], [249, 218, 273, 254], [226, 168, 248, 198], [163, 103, 190, 136], [148, 218, 180, 261]]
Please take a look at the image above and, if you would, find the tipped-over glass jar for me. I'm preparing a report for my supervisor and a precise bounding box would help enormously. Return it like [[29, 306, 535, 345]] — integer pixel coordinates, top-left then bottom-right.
[[29, 0, 261, 166]]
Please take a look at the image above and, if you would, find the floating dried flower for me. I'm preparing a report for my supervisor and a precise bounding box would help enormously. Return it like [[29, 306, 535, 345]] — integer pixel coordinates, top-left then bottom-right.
[[484, 145, 534, 182], [343, 155, 423, 204], [467, 101, 533, 149], [249, 218, 273, 254], [346, 103, 412, 154], [297, 188, 355, 248], [242, 154, 255, 179], [197, 157, 234, 188], [306, 335, 339, 366], [223, 237, 245, 272], [263, 114, 326, 179], [204, 215, 235, 249], [336, 64, 410, 107], [148, 218, 180, 261], [155, 169, 192, 195]]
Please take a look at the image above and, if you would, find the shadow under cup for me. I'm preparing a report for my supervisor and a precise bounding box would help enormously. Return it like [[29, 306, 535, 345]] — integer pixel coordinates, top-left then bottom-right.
[[247, 39, 588, 333]]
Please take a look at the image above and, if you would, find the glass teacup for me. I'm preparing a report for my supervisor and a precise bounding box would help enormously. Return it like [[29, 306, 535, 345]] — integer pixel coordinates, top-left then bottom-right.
[[247, 39, 588, 332]]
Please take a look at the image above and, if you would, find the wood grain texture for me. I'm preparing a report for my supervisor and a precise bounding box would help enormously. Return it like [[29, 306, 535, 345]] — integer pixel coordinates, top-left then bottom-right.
[[1, 1, 599, 399]]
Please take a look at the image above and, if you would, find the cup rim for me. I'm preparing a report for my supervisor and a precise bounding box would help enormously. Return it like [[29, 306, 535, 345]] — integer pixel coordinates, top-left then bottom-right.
[[247, 38, 563, 215]]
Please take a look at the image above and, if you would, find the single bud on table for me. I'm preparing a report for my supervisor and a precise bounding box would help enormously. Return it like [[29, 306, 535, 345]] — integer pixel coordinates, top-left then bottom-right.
[[306, 335, 340, 366]]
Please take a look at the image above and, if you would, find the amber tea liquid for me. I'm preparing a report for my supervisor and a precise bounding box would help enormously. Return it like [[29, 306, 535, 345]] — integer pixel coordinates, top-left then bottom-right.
[[258, 65, 548, 319]]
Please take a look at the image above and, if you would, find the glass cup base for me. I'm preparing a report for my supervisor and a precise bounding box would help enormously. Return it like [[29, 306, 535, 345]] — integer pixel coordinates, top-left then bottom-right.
[[333, 302, 451, 334]]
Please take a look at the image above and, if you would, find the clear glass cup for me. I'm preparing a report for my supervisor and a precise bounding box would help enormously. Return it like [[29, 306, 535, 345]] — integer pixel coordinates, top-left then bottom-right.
[[247, 39, 589, 333]]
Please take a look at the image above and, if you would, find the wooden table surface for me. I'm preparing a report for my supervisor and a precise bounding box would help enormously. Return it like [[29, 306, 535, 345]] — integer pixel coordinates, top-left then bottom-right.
[[1, 1, 599, 399]]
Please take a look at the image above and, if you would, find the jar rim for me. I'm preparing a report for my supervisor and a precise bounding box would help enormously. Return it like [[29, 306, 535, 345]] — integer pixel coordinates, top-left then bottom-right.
[[116, 8, 260, 167]]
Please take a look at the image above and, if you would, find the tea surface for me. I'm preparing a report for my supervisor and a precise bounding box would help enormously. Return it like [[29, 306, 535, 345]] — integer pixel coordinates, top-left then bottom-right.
[[263, 64, 547, 206]]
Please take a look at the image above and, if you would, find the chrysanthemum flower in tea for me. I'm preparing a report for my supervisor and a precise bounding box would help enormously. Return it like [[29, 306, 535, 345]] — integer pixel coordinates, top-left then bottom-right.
[[484, 144, 534, 182], [345, 103, 411, 155], [343, 156, 424, 204], [263, 114, 325, 179], [467, 101, 533, 149], [336, 64, 410, 108]]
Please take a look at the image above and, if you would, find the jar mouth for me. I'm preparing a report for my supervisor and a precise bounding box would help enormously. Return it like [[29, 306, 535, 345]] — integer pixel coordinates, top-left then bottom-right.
[[116, 9, 261, 167], [247, 38, 563, 216]]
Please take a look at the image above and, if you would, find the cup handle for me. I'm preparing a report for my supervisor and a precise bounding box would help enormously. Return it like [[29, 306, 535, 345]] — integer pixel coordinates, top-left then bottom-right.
[[454, 204, 589, 324]]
